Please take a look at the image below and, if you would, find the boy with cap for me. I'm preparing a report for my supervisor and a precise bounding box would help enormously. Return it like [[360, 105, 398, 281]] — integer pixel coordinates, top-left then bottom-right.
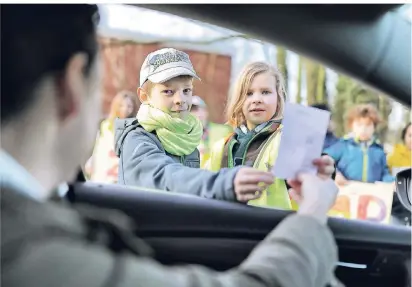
[[115, 48, 275, 202]]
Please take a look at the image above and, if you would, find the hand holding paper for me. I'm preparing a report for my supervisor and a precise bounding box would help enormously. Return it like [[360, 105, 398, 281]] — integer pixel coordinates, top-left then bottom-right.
[[272, 103, 331, 179]]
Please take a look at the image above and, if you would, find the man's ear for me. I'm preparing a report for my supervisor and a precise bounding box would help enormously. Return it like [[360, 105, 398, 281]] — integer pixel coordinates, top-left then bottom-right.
[[58, 53, 88, 123], [137, 87, 149, 104]]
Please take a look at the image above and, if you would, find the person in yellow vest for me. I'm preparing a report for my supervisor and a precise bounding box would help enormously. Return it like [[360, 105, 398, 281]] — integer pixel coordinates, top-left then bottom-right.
[[206, 62, 335, 210], [85, 90, 137, 183], [190, 95, 233, 168], [387, 122, 412, 176], [387, 122, 412, 226]]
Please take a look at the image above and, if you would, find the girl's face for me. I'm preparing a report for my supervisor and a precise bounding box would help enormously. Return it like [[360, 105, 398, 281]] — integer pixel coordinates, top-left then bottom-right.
[[405, 125, 412, 150], [242, 72, 278, 130], [352, 117, 375, 141], [119, 97, 135, 118]]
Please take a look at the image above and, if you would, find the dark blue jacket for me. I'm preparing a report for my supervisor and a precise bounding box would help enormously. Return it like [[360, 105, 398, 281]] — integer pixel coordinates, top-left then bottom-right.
[[324, 135, 394, 183]]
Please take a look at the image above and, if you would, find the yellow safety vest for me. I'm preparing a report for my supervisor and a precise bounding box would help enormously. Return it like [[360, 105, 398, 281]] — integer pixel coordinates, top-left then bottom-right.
[[199, 122, 233, 168], [207, 127, 298, 210], [90, 119, 119, 184]]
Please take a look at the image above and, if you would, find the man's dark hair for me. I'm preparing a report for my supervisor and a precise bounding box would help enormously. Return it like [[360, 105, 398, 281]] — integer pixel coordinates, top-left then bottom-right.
[[402, 122, 411, 142], [1, 4, 100, 123], [311, 103, 330, 112]]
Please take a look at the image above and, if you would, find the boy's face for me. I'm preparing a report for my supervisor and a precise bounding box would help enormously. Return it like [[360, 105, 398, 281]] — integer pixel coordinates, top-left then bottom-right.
[[352, 117, 375, 141], [142, 77, 193, 120], [242, 72, 278, 130]]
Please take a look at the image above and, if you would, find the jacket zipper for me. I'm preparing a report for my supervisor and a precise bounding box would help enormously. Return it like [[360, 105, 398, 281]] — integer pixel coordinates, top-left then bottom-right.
[[361, 146, 368, 182]]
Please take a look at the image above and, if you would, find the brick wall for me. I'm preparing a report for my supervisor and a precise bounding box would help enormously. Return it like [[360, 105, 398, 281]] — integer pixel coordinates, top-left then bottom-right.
[[100, 38, 232, 123]]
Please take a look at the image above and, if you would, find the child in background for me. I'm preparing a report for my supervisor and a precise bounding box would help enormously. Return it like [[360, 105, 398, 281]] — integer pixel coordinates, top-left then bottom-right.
[[206, 62, 335, 210], [387, 122, 412, 175], [325, 104, 394, 185], [387, 122, 412, 226], [85, 90, 137, 183], [190, 95, 233, 168], [115, 48, 276, 203]]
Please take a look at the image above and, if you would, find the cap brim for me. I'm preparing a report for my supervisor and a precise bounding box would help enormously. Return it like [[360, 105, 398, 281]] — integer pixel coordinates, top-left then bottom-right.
[[148, 67, 201, 84]]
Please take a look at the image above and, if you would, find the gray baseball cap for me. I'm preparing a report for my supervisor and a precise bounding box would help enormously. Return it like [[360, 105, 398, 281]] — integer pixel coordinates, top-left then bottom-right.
[[139, 48, 201, 87]]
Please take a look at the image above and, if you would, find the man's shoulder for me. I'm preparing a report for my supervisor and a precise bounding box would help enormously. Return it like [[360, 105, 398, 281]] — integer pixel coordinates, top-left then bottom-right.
[[1, 187, 155, 287], [1, 186, 153, 253], [1, 187, 86, 244], [1, 187, 87, 269]]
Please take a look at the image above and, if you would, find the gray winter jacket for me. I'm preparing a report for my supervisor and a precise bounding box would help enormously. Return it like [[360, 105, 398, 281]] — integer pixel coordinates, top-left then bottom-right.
[[114, 118, 241, 201], [1, 186, 340, 287]]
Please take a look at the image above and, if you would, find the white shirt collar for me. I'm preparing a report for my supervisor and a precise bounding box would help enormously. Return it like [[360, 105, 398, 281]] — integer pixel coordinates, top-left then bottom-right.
[[0, 150, 47, 202]]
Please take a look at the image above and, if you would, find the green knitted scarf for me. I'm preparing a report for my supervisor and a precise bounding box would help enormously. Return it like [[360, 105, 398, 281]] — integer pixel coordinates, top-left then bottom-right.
[[137, 104, 203, 156]]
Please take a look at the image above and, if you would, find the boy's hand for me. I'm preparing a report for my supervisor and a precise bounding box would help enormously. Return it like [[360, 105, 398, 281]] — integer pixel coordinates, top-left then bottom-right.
[[313, 155, 335, 179], [234, 167, 274, 202]]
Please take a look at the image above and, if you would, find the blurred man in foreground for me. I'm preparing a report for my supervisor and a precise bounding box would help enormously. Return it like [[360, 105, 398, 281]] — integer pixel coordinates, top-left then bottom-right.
[[1, 4, 341, 287]]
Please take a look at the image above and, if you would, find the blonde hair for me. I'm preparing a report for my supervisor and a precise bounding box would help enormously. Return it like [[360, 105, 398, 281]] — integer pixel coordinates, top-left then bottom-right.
[[226, 61, 287, 128], [108, 90, 137, 122], [345, 103, 382, 129]]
